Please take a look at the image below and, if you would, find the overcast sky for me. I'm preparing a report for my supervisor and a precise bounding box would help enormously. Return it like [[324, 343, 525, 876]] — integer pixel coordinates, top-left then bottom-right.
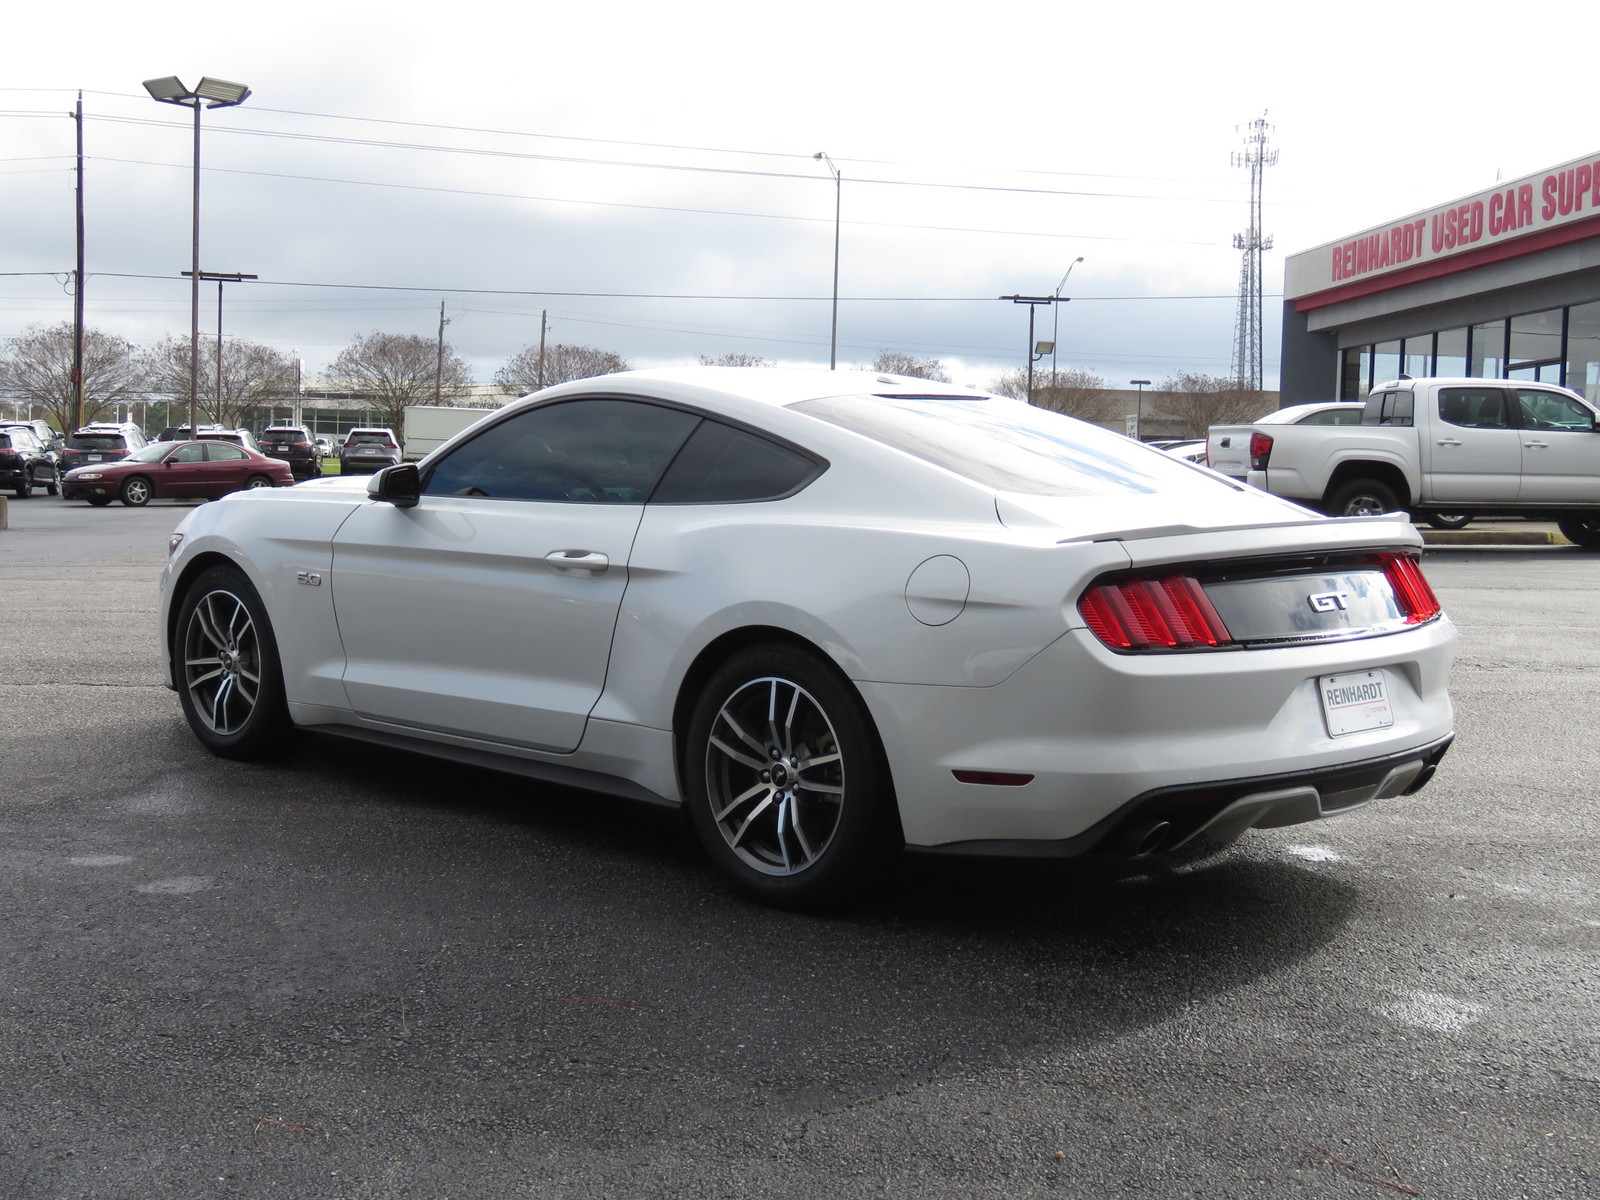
[[5, 0, 1598, 393]]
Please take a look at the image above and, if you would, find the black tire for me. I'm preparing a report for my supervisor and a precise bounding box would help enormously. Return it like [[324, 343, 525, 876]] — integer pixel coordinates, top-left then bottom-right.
[[1558, 514, 1600, 549], [119, 475, 153, 507], [1423, 513, 1472, 531], [14, 471, 32, 499], [243, 474, 273, 490], [684, 644, 900, 910], [173, 566, 297, 759], [85, 496, 113, 507], [1327, 478, 1400, 517], [44, 465, 60, 497]]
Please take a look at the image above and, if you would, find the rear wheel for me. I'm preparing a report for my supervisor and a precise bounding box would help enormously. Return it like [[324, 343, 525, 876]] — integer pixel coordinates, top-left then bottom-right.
[[14, 472, 32, 499], [85, 496, 113, 507], [1558, 514, 1600, 548], [44, 465, 60, 496], [1423, 513, 1472, 531], [684, 645, 899, 910], [173, 566, 296, 759], [119, 475, 152, 506], [243, 474, 273, 490], [1327, 478, 1400, 517]]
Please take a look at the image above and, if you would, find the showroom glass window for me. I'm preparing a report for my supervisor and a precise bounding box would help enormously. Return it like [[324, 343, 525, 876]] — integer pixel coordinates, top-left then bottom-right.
[[1509, 309, 1564, 381], [1566, 301, 1600, 403], [1470, 319, 1507, 377], [1435, 327, 1469, 377], [421, 398, 700, 503], [1372, 340, 1402, 385], [1402, 333, 1434, 379]]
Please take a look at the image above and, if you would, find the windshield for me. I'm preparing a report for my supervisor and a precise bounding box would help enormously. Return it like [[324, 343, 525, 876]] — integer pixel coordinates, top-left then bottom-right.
[[793, 393, 1231, 498], [124, 442, 177, 463]]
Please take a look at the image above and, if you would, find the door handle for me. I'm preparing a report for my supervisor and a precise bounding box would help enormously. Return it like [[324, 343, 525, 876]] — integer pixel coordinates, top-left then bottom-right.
[[544, 549, 610, 575], [1436, 437, 1462, 446], [1523, 440, 1549, 449]]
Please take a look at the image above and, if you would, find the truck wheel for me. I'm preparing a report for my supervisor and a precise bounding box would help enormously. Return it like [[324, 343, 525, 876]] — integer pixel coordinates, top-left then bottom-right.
[[1328, 479, 1400, 517], [1423, 513, 1472, 531], [1558, 515, 1600, 548]]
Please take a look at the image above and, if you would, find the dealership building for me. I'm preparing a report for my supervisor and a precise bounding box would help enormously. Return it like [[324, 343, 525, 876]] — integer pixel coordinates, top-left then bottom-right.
[[1280, 151, 1600, 405]]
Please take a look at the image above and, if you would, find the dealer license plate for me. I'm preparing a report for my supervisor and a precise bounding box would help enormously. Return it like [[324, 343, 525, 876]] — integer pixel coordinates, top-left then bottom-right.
[[1319, 670, 1394, 737]]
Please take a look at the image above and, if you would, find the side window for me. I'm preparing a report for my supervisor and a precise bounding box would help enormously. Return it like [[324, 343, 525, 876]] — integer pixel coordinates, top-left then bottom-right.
[[422, 398, 700, 503], [206, 443, 247, 462], [651, 420, 825, 504], [1514, 389, 1595, 432], [171, 443, 208, 463], [1363, 391, 1413, 426], [1327, 407, 1365, 425], [1438, 387, 1508, 429]]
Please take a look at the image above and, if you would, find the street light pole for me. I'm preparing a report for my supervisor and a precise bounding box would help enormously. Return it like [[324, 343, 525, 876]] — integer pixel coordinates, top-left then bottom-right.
[[814, 152, 841, 369], [144, 75, 252, 437], [1051, 257, 1084, 390], [184, 270, 256, 427], [1000, 295, 1069, 403], [1130, 379, 1151, 440]]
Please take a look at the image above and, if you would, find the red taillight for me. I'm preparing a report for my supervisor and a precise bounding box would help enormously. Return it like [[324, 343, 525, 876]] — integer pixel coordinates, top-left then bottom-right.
[[1249, 431, 1274, 470], [1381, 553, 1441, 624], [1079, 574, 1233, 650]]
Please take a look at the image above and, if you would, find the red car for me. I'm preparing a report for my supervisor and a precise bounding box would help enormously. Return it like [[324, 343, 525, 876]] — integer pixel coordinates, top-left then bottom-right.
[[62, 439, 295, 506]]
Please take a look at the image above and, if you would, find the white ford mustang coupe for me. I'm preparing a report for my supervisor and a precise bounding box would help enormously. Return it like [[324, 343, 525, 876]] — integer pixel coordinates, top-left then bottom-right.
[[159, 368, 1456, 907]]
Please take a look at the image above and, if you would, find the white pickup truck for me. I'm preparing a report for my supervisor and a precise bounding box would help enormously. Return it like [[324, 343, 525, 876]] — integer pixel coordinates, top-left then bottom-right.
[[1218, 378, 1600, 547]]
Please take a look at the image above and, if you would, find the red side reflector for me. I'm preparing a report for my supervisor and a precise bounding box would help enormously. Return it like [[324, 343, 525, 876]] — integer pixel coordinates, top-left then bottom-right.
[[952, 770, 1035, 786]]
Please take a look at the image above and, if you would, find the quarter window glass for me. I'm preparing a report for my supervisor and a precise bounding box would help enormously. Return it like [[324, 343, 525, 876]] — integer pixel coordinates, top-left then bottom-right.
[[652, 420, 823, 503], [423, 398, 699, 503], [1514, 389, 1593, 431], [1438, 387, 1509, 428], [1297, 408, 1365, 426]]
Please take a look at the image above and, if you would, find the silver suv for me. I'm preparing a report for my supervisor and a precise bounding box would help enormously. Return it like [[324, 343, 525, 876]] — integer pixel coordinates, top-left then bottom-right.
[[338, 427, 401, 475]]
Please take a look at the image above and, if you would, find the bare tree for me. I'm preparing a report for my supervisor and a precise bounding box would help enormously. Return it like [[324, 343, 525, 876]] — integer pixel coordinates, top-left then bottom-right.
[[495, 343, 628, 394], [327, 331, 473, 441], [0, 321, 147, 434], [145, 336, 299, 431], [696, 353, 773, 367], [1154, 372, 1270, 439], [870, 350, 950, 381]]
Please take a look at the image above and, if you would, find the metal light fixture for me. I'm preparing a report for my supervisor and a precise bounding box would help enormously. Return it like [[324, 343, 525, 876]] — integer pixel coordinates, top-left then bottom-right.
[[1130, 379, 1152, 440], [143, 75, 252, 436], [814, 152, 841, 369], [1000, 294, 1070, 403]]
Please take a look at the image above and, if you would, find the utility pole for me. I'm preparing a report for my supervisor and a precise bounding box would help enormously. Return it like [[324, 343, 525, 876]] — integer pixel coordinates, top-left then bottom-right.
[[71, 92, 85, 432], [434, 300, 450, 403], [1231, 114, 1277, 391], [537, 310, 548, 389]]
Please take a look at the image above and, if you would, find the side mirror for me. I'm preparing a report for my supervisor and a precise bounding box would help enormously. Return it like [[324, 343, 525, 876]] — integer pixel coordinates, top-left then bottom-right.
[[368, 462, 420, 508]]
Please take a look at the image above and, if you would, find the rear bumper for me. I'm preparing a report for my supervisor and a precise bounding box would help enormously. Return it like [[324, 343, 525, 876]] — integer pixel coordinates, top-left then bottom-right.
[[916, 734, 1453, 858]]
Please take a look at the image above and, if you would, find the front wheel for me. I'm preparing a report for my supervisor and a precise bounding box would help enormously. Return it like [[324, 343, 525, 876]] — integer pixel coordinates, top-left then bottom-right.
[[119, 475, 152, 507], [85, 495, 113, 507], [1558, 514, 1600, 549], [684, 645, 900, 910], [1327, 478, 1400, 517], [44, 466, 60, 496], [173, 566, 297, 759]]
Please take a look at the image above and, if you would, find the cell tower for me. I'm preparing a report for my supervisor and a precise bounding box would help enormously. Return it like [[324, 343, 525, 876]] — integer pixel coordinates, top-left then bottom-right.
[[1231, 115, 1277, 390]]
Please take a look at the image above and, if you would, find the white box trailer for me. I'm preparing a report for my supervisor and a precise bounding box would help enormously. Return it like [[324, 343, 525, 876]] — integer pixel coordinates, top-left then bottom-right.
[[402, 404, 501, 461]]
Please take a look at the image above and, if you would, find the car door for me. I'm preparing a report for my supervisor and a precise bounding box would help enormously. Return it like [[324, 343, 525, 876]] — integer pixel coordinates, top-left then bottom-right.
[[1422, 386, 1522, 502], [200, 442, 252, 496], [158, 442, 213, 498], [329, 397, 701, 754], [1511, 387, 1600, 503]]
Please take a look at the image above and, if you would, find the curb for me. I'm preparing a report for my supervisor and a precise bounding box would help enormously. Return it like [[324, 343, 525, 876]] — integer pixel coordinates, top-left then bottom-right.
[[1421, 528, 1571, 546]]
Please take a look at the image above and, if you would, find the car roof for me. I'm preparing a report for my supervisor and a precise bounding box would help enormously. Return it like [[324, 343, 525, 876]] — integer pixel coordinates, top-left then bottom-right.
[[1252, 402, 1366, 424]]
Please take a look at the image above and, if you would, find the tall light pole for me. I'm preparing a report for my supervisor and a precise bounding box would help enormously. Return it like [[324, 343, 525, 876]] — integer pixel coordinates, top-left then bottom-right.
[[814, 152, 841, 369], [1051, 257, 1084, 390], [143, 75, 252, 437], [1130, 379, 1151, 440], [1000, 295, 1068, 403], [183, 270, 256, 427]]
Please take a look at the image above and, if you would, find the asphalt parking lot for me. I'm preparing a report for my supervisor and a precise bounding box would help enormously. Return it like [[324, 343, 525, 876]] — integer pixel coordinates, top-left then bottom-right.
[[1, 492, 1596, 1199]]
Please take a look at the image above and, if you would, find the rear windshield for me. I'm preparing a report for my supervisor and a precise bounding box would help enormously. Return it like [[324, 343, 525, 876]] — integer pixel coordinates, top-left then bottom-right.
[[0, 434, 14, 449], [792, 394, 1226, 498], [347, 432, 390, 444], [68, 434, 127, 450]]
